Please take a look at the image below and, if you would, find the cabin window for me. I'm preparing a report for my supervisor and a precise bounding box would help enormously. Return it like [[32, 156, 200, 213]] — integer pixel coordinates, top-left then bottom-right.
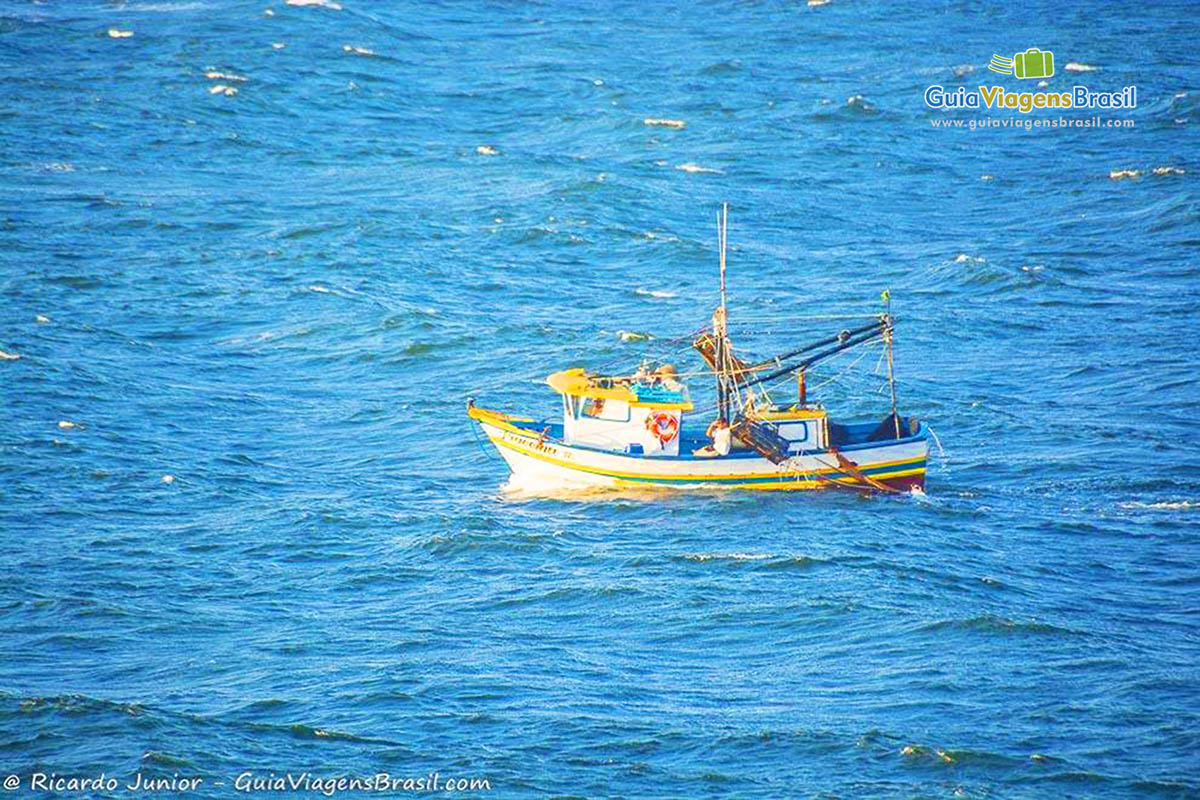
[[579, 397, 629, 422], [780, 420, 809, 442]]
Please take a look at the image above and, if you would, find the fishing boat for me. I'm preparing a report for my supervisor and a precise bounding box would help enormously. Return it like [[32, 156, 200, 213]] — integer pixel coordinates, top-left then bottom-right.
[[467, 206, 929, 493]]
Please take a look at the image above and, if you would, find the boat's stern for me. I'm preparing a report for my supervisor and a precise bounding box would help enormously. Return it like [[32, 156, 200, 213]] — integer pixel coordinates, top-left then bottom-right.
[[826, 415, 930, 493]]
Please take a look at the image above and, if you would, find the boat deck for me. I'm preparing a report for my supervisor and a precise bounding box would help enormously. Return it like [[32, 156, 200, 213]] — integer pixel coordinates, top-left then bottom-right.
[[503, 416, 924, 460]]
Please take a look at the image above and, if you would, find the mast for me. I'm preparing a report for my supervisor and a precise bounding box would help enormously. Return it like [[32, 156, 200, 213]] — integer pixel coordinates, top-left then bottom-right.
[[882, 289, 900, 438], [714, 204, 731, 421]]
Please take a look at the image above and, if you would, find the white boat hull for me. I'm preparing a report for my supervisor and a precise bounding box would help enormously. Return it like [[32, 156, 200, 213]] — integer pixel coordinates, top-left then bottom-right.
[[472, 408, 928, 493]]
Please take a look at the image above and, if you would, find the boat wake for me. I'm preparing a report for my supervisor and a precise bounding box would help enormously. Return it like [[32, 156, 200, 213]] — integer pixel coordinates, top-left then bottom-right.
[[499, 476, 729, 503]]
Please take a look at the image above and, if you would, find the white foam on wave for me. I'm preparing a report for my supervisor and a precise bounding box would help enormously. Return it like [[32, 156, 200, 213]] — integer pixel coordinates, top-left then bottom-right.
[[108, 28, 134, 38], [1153, 165, 1185, 175], [286, 0, 342, 9], [643, 117, 686, 129], [639, 231, 679, 243], [617, 330, 651, 342], [684, 552, 773, 562], [342, 45, 374, 56], [476, 145, 500, 156], [1121, 500, 1199, 511], [205, 70, 247, 82], [676, 162, 723, 174], [1065, 62, 1098, 72], [126, 2, 208, 9], [634, 288, 677, 299], [208, 84, 238, 96], [846, 94, 877, 112], [1109, 169, 1141, 180], [219, 327, 311, 347], [0, 349, 20, 361]]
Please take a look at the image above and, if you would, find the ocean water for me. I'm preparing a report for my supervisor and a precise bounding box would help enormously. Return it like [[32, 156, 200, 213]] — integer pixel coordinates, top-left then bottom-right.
[[1, 1, 1198, 797]]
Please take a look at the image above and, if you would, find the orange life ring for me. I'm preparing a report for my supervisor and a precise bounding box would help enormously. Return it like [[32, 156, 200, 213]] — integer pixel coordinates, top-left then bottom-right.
[[646, 412, 679, 446]]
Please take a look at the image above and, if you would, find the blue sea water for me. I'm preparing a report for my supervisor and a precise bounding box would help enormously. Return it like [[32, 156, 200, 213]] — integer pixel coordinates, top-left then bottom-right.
[[1, 0, 1198, 797]]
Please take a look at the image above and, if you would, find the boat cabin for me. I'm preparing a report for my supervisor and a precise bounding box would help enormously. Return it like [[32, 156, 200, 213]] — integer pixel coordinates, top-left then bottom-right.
[[546, 368, 840, 459], [547, 368, 693, 456]]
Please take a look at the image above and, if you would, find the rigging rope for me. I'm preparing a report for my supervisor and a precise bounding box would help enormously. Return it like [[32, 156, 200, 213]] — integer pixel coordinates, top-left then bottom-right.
[[807, 343, 878, 394]]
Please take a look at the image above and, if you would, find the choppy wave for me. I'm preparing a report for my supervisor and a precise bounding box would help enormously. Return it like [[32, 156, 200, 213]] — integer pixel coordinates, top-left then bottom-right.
[[917, 615, 1083, 637]]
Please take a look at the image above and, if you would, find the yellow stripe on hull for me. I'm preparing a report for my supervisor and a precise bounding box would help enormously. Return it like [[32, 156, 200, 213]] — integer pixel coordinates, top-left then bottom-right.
[[694, 466, 927, 491], [483, 427, 926, 487]]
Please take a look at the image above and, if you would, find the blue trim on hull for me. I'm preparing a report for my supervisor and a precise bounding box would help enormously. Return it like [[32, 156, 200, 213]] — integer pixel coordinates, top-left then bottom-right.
[[503, 419, 929, 462]]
